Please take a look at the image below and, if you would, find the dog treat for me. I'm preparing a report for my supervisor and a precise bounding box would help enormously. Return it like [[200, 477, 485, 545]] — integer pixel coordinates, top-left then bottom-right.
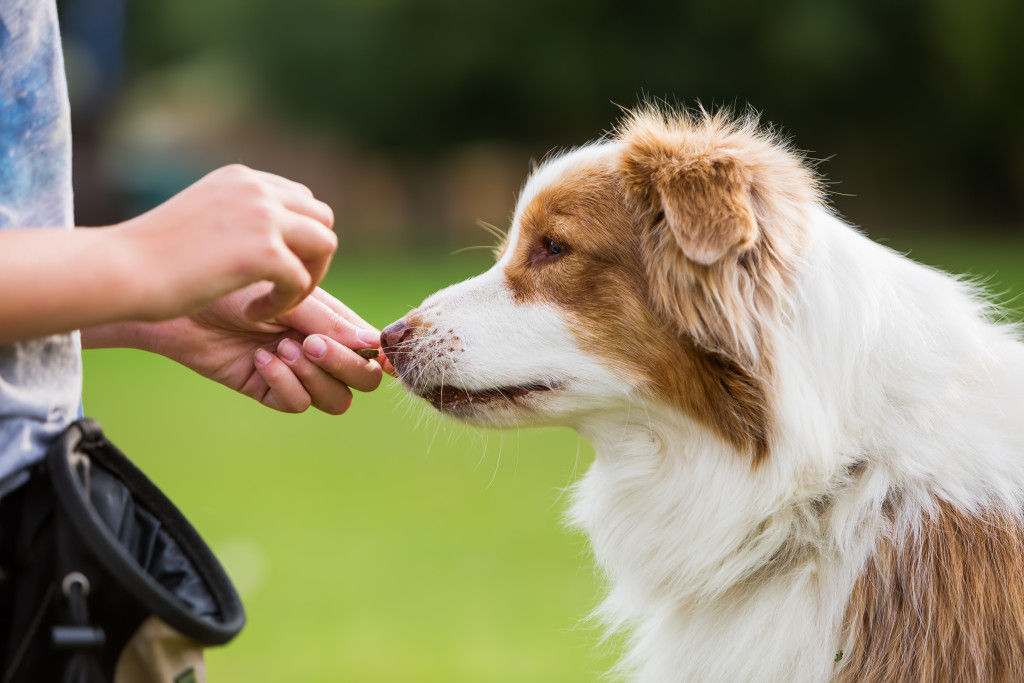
[[355, 348, 380, 360]]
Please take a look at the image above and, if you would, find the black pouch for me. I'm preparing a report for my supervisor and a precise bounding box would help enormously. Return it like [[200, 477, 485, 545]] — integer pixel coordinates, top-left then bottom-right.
[[0, 419, 244, 683]]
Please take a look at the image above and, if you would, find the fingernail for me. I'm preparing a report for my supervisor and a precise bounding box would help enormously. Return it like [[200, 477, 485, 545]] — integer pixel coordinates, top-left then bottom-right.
[[278, 338, 302, 362], [357, 329, 381, 346], [304, 335, 328, 359], [255, 348, 273, 366]]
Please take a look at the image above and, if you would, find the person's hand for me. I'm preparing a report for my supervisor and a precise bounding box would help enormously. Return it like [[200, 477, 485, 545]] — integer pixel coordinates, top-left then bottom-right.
[[114, 164, 337, 324], [133, 284, 392, 414], [74, 163, 396, 414]]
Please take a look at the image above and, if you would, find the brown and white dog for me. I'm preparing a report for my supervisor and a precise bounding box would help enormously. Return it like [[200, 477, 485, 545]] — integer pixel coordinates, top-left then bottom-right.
[[381, 107, 1024, 682]]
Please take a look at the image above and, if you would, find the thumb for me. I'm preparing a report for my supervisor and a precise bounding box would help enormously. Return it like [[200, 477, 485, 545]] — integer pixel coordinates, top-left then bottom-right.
[[278, 295, 380, 349]]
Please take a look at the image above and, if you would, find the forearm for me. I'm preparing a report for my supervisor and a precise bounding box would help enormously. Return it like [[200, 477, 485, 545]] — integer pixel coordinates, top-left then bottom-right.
[[0, 227, 143, 344], [3, 166, 339, 349]]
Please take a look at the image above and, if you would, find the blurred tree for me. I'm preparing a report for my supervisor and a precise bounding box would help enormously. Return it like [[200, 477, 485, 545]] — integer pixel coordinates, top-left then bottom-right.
[[119, 0, 1023, 224], [59, 0, 127, 225]]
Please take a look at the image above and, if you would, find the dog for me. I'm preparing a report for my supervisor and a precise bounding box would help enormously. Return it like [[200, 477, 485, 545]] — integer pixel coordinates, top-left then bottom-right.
[[381, 106, 1024, 682]]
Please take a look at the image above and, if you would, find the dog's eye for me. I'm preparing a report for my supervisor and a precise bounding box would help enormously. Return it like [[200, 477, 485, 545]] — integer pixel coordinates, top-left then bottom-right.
[[527, 236, 570, 266], [545, 238, 566, 257]]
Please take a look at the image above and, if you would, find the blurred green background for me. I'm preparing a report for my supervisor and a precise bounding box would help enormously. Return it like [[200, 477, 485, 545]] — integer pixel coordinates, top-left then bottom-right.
[[57, 0, 1024, 680], [83, 251, 620, 682]]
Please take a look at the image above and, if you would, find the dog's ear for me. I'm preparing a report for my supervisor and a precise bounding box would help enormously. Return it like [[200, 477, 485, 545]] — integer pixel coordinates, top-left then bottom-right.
[[620, 120, 758, 266]]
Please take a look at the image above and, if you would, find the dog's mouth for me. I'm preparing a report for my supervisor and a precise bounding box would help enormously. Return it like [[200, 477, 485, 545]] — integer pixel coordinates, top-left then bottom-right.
[[420, 383, 554, 411]]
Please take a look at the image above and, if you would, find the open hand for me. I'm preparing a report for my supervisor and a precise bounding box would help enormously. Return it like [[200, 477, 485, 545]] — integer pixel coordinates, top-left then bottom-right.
[[139, 283, 391, 414]]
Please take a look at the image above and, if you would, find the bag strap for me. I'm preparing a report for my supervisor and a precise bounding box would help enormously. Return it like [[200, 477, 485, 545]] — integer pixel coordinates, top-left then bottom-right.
[[47, 419, 245, 645]]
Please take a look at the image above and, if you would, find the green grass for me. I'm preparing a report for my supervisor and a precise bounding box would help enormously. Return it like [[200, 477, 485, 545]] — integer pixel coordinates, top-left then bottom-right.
[[82, 249, 615, 683], [81, 235, 1024, 681]]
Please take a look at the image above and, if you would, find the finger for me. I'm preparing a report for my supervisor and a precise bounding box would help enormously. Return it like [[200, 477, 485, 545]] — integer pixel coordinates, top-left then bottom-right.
[[309, 293, 394, 375], [307, 292, 392, 376], [307, 290, 389, 378], [273, 185, 335, 229], [302, 251, 334, 298], [302, 334, 383, 393], [277, 338, 358, 414], [311, 288, 377, 333], [280, 214, 336, 294], [279, 295, 381, 348], [244, 248, 312, 321], [245, 212, 338, 323], [280, 213, 338, 263], [377, 351, 398, 378], [253, 347, 312, 413]]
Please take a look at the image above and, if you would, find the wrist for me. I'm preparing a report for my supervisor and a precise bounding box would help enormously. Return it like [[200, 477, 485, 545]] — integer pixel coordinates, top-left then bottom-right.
[[81, 319, 159, 351], [101, 221, 167, 322], [70, 223, 161, 324]]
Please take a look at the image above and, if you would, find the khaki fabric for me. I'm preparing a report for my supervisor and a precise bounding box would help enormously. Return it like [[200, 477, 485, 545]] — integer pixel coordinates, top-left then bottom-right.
[[114, 616, 207, 683]]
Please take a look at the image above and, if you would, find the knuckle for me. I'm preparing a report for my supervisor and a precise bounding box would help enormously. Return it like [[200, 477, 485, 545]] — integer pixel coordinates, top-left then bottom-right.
[[300, 222, 337, 257], [329, 316, 355, 340], [323, 393, 353, 415], [220, 163, 252, 181], [243, 181, 268, 202], [321, 202, 336, 228], [321, 227, 339, 251], [294, 266, 313, 291], [236, 242, 281, 281], [365, 365, 384, 391], [355, 364, 383, 393], [287, 395, 312, 414], [247, 200, 279, 228], [277, 263, 312, 297]]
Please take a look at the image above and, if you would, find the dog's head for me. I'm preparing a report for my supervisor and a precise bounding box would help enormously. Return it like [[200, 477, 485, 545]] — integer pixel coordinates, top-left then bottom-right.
[[383, 107, 819, 463]]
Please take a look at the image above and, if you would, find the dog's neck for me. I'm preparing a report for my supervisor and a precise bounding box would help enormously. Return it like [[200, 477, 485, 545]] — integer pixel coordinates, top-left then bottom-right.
[[570, 409, 864, 681]]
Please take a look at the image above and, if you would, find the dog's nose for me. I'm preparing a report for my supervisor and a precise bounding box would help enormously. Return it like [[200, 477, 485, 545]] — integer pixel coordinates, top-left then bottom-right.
[[381, 319, 414, 353]]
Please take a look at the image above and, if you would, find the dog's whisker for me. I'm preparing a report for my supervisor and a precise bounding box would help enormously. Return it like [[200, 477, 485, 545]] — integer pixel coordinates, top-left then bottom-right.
[[450, 245, 499, 256], [476, 219, 508, 243], [484, 430, 502, 489]]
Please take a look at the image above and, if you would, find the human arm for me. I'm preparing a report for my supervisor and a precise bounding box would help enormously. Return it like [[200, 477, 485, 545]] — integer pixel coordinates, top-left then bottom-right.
[[0, 165, 336, 344], [3, 164, 392, 413]]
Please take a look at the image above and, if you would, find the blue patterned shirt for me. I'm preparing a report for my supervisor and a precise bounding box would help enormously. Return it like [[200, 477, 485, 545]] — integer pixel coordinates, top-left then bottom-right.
[[0, 0, 82, 486]]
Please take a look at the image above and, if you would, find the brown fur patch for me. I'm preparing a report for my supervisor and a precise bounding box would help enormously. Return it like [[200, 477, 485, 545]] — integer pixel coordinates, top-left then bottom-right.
[[618, 107, 816, 368], [502, 157, 774, 461], [625, 146, 758, 266], [838, 501, 1024, 682], [496, 108, 822, 463]]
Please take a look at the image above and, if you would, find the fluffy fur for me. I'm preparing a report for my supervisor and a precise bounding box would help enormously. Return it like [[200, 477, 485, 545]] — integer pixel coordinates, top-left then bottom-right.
[[381, 106, 1024, 682]]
